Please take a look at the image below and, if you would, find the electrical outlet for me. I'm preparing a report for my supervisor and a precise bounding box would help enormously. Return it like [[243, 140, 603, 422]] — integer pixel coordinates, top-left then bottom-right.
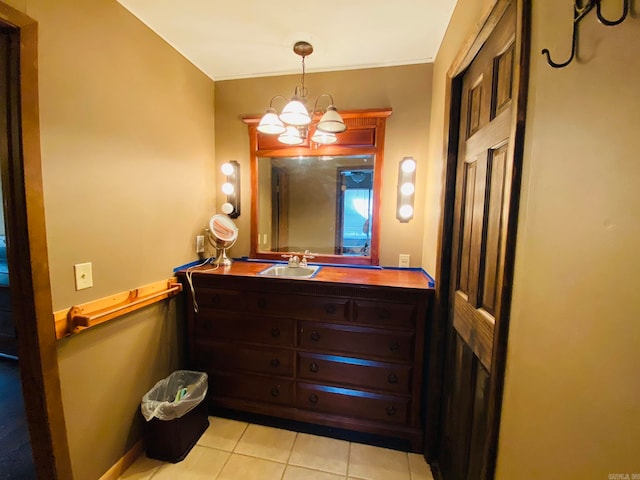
[[399, 254, 410, 268], [196, 235, 205, 253], [74, 262, 93, 290]]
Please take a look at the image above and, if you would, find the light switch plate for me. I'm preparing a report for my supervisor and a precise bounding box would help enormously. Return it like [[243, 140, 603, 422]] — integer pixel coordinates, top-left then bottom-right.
[[74, 262, 93, 290]]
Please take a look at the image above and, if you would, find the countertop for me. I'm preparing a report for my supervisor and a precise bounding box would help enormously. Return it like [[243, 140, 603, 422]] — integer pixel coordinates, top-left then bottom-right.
[[178, 259, 434, 291]]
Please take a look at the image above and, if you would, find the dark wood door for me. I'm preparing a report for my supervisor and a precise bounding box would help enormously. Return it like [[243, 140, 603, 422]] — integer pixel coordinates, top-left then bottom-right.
[[439, 3, 519, 480]]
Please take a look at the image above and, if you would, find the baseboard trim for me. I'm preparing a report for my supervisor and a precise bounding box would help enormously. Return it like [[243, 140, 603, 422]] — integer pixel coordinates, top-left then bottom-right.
[[98, 439, 144, 480]]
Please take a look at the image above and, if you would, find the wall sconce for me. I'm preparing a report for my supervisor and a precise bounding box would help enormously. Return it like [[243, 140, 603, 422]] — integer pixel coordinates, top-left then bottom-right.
[[397, 157, 416, 223], [220, 160, 240, 218]]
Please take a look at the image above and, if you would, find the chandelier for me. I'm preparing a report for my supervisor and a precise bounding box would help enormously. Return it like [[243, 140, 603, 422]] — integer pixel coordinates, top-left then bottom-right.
[[257, 41, 347, 146]]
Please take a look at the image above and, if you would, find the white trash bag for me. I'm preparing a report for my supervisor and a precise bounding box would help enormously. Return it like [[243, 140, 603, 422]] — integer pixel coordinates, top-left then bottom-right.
[[141, 370, 208, 422]]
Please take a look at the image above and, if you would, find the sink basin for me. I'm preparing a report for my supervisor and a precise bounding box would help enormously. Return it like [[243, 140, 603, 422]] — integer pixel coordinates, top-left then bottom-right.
[[258, 264, 321, 279]]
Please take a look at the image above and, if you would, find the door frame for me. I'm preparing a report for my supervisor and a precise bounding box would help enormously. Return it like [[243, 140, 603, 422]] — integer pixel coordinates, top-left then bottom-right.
[[0, 3, 73, 479], [428, 0, 530, 476]]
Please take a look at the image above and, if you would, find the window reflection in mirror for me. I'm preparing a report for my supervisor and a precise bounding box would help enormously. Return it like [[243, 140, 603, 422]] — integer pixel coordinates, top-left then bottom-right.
[[257, 155, 374, 258]]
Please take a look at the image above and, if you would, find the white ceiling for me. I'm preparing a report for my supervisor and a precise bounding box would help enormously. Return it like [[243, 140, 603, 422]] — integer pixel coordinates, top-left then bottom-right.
[[117, 0, 458, 81]]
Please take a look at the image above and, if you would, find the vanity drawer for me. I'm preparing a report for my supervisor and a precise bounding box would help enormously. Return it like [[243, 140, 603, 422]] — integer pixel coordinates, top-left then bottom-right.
[[210, 372, 293, 406], [298, 321, 414, 362], [247, 292, 349, 322], [353, 300, 416, 329], [195, 341, 293, 377], [297, 352, 411, 394], [193, 287, 244, 311], [196, 314, 294, 347], [296, 383, 409, 425]]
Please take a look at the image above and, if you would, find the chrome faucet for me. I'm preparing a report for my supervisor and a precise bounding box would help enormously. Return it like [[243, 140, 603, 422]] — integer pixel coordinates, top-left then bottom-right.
[[300, 250, 315, 267], [281, 251, 315, 268], [282, 254, 300, 267]]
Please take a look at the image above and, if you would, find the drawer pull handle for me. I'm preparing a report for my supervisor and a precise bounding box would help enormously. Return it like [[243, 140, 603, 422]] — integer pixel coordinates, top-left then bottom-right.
[[389, 342, 400, 352], [388, 373, 398, 384], [309, 394, 319, 404], [211, 294, 221, 305], [310, 331, 321, 342], [258, 298, 267, 309], [271, 328, 280, 338], [271, 387, 280, 398], [309, 362, 319, 373], [270, 358, 280, 368], [386, 406, 397, 416], [325, 303, 336, 315]]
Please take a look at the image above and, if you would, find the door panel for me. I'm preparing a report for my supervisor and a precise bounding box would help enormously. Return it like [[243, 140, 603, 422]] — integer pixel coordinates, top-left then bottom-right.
[[482, 145, 508, 315], [439, 3, 517, 480]]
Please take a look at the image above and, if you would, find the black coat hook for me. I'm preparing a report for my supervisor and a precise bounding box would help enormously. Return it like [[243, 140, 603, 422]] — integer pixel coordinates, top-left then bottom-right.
[[596, 0, 629, 25], [542, 0, 631, 69]]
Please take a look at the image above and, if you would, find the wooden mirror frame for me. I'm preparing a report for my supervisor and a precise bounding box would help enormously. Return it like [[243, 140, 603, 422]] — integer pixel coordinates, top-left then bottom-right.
[[243, 108, 392, 266]]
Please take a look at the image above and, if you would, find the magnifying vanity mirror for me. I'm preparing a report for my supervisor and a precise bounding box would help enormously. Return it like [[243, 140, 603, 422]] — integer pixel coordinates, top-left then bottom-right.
[[244, 109, 391, 266], [208, 214, 238, 266]]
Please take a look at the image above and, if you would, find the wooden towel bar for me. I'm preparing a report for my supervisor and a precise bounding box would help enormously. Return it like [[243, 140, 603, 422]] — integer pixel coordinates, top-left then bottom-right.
[[53, 277, 183, 339]]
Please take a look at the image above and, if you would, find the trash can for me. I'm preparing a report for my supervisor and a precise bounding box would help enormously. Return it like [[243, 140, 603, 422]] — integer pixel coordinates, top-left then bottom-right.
[[141, 370, 209, 463]]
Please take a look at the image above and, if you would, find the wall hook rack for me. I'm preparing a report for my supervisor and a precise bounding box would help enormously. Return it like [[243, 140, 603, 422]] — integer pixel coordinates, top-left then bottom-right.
[[542, 0, 632, 68]]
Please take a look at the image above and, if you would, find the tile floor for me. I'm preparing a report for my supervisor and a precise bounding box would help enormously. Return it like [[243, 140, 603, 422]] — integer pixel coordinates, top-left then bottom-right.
[[119, 416, 434, 480]]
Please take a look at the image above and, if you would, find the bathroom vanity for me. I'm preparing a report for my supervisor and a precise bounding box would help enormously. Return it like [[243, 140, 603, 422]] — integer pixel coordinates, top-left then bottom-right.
[[179, 260, 434, 451]]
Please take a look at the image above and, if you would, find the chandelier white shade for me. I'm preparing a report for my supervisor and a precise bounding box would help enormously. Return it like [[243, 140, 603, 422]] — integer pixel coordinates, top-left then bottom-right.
[[279, 99, 311, 126], [311, 130, 337, 145], [277, 126, 305, 145], [316, 106, 347, 133], [256, 108, 286, 135]]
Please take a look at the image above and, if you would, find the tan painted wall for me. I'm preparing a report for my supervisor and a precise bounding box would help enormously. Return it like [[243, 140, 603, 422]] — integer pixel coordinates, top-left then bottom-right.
[[8, 1, 215, 478], [428, 0, 640, 477], [214, 64, 433, 267], [421, 0, 493, 274]]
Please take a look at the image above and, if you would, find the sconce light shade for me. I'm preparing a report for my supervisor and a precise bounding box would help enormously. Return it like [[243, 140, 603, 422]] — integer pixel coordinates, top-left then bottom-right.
[[400, 182, 415, 196], [316, 105, 347, 133], [397, 157, 416, 223], [280, 99, 311, 126], [221, 160, 240, 218], [221, 182, 235, 195], [398, 204, 414, 220], [257, 108, 286, 135]]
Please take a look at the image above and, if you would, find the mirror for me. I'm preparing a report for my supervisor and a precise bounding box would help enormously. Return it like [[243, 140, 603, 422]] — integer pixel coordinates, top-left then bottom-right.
[[244, 108, 391, 266], [257, 155, 374, 257], [208, 214, 238, 266]]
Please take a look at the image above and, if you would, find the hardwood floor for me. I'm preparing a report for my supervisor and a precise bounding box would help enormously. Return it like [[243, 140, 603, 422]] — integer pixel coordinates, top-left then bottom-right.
[[0, 356, 36, 479]]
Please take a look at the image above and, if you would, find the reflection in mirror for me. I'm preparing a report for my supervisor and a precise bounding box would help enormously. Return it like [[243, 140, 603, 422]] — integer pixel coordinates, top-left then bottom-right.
[[257, 155, 374, 257]]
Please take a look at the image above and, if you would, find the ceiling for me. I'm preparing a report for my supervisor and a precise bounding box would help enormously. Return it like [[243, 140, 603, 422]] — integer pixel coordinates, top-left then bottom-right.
[[117, 0, 458, 81]]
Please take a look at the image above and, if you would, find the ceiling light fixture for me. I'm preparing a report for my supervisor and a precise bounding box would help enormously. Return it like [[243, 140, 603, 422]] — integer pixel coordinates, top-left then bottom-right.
[[257, 41, 347, 146]]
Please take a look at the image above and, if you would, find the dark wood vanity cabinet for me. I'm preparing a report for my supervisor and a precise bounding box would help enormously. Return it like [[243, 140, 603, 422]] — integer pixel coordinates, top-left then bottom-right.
[[181, 269, 432, 451]]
